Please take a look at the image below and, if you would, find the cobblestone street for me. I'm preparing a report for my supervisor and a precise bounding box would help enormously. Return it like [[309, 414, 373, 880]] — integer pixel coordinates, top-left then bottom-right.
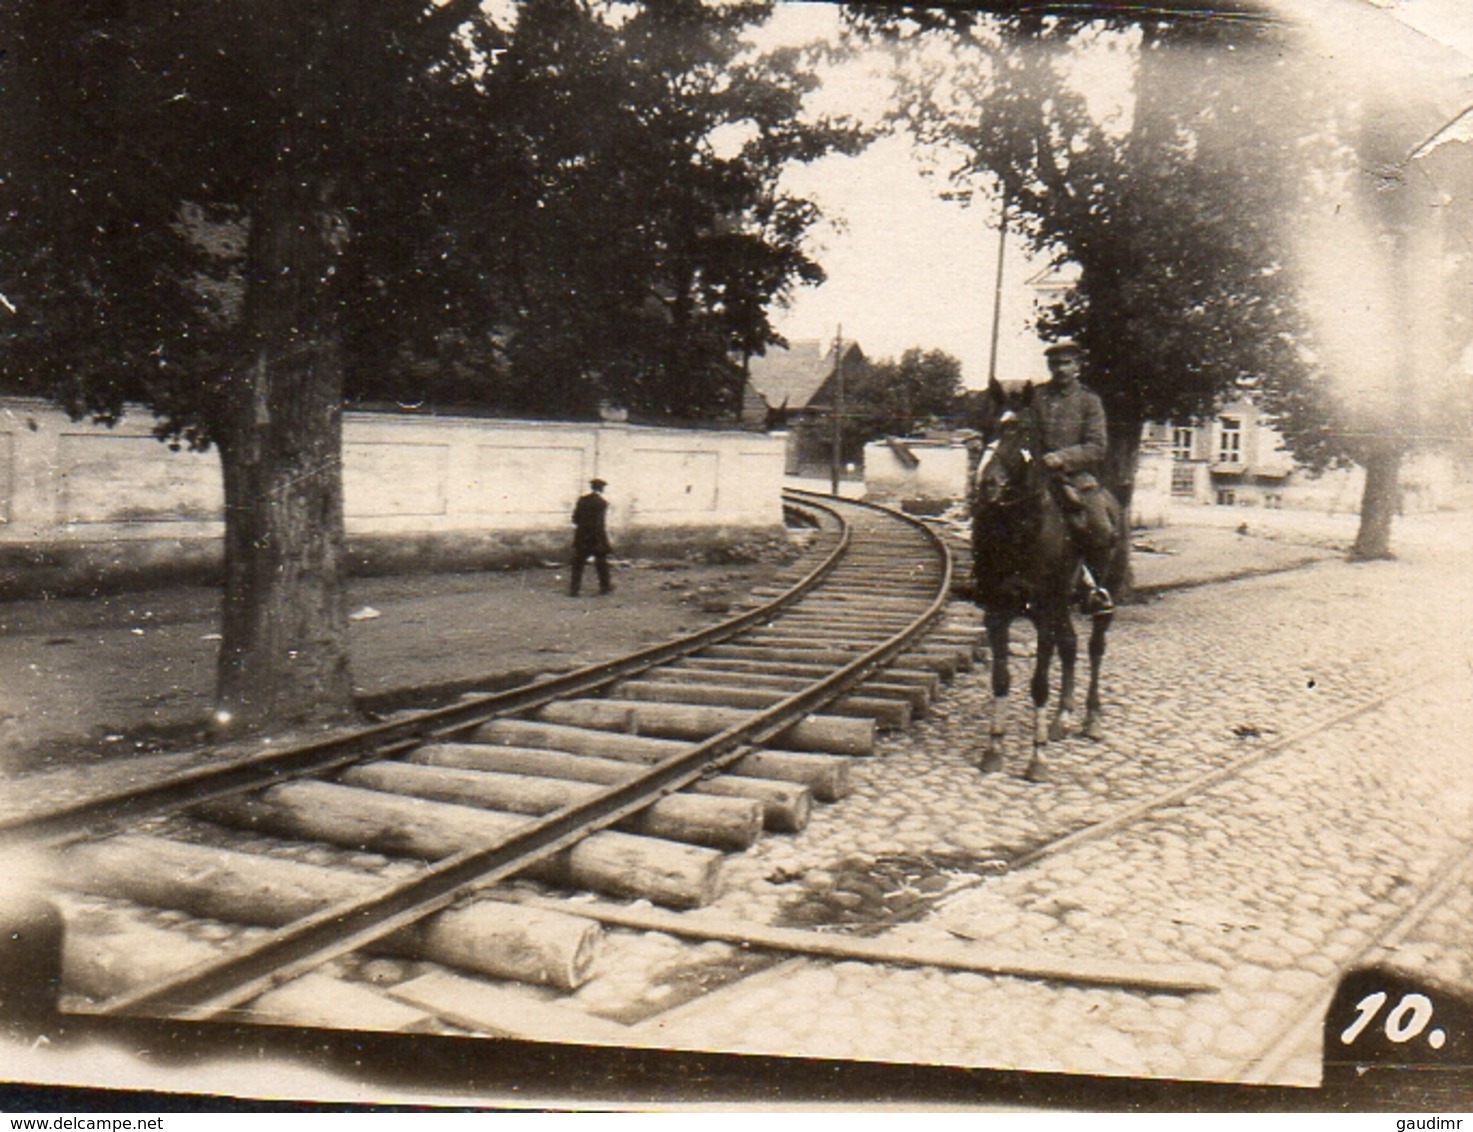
[[6, 512, 1471, 1106], [624, 514, 1473, 1088]]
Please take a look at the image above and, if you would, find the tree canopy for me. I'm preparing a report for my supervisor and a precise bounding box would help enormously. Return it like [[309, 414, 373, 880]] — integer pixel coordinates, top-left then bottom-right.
[[855, 3, 1472, 559], [867, 9, 1323, 448], [0, 0, 863, 728], [846, 347, 964, 445]]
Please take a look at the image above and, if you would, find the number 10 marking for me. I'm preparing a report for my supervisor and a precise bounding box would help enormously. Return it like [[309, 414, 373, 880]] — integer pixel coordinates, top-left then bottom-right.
[[1340, 990, 1446, 1050]]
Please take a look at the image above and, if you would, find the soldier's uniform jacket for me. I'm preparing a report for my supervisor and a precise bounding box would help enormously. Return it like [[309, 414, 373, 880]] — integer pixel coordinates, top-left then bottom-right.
[[1037, 381, 1106, 481]]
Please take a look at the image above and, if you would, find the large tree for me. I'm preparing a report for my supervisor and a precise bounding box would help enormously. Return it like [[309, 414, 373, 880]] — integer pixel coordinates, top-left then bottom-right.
[[870, 8, 1318, 527], [857, 2, 1472, 563], [0, 2, 501, 730], [846, 347, 963, 446], [1255, 11, 1473, 559], [0, 0, 857, 733], [482, 0, 867, 420]]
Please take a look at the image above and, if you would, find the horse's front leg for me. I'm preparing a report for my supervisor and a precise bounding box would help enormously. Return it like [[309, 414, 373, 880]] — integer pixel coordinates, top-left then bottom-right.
[[1083, 608, 1113, 741], [1048, 604, 1079, 742], [1025, 611, 1059, 783], [980, 611, 1012, 773]]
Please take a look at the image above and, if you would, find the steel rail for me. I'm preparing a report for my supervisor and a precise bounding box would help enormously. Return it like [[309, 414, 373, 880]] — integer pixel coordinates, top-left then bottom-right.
[[0, 496, 845, 846], [85, 498, 955, 1022], [1235, 835, 1473, 1087]]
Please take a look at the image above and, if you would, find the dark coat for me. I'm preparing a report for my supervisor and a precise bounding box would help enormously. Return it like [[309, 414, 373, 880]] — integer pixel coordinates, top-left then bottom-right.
[[1036, 380, 1106, 479], [572, 491, 610, 554]]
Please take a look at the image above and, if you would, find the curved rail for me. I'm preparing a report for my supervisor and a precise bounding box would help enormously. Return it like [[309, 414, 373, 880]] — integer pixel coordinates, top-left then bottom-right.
[[33, 492, 961, 1023], [0, 497, 850, 846]]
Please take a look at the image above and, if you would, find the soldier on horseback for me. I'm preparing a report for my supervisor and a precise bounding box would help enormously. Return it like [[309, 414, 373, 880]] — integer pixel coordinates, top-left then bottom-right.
[[1037, 340, 1117, 614]]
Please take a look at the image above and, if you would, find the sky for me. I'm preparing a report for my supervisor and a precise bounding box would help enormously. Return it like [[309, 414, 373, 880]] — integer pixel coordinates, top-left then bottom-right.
[[758, 3, 1051, 388], [755, 0, 1473, 390]]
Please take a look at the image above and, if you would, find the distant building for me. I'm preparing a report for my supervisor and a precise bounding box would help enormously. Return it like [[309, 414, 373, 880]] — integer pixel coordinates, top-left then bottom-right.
[[1145, 397, 1296, 509], [742, 338, 866, 475], [1150, 401, 1473, 515]]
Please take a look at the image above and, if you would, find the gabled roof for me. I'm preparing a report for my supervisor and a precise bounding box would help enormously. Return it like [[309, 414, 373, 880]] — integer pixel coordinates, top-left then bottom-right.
[[746, 339, 860, 411]]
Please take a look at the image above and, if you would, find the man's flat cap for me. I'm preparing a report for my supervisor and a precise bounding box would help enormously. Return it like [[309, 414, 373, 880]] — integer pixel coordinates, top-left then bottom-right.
[[1044, 340, 1084, 358], [590, 478, 608, 489]]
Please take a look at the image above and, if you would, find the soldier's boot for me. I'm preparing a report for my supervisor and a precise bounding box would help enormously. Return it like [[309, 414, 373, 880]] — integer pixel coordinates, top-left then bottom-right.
[[1079, 495, 1116, 615]]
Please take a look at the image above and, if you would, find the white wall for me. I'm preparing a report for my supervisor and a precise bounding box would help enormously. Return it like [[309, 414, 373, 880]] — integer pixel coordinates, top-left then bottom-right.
[[0, 399, 786, 593], [862, 438, 971, 507]]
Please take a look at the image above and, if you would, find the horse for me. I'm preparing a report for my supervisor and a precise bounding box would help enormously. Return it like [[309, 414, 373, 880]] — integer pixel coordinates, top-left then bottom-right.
[[969, 378, 1122, 782]]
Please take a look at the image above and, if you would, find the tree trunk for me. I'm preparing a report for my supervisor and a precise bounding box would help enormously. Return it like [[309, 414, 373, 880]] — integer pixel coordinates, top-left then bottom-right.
[[1103, 415, 1144, 600], [1350, 442, 1401, 561], [215, 166, 354, 730]]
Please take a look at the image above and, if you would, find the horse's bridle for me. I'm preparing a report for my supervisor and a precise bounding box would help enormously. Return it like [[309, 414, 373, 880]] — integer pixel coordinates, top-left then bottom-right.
[[974, 414, 1040, 510]]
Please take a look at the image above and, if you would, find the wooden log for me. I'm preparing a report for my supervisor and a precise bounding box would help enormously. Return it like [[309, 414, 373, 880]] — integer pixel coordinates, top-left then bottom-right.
[[701, 644, 956, 679], [746, 587, 925, 606], [390, 970, 634, 1045], [632, 667, 930, 715], [610, 678, 912, 730], [743, 633, 971, 674], [673, 657, 941, 696], [60, 834, 602, 990], [409, 743, 813, 833], [468, 720, 851, 801], [193, 780, 722, 910], [522, 897, 1224, 994], [685, 775, 814, 833], [342, 760, 764, 852], [537, 698, 875, 756], [911, 645, 973, 673], [742, 631, 895, 648], [775, 615, 982, 654], [55, 893, 228, 1002], [240, 972, 437, 1033], [765, 607, 917, 619]]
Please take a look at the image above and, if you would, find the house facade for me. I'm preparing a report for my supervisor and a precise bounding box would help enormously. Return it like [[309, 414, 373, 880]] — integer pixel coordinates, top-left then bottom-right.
[[1147, 399, 1473, 515], [1144, 398, 1295, 509]]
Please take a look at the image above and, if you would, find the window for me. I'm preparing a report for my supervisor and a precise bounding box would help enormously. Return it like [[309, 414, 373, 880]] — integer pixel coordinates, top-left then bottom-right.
[[1171, 426, 1195, 462], [1216, 488, 1237, 506], [1218, 417, 1242, 464], [1171, 463, 1196, 497]]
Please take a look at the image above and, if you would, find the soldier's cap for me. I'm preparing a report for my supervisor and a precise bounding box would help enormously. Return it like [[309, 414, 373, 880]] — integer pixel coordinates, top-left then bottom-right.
[[1044, 340, 1084, 358], [590, 478, 608, 489]]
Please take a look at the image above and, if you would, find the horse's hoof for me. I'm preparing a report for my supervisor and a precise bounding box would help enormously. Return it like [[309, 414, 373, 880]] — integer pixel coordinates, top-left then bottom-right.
[[1083, 722, 1104, 742], [1024, 760, 1050, 784], [1048, 716, 1070, 743], [978, 751, 1004, 774]]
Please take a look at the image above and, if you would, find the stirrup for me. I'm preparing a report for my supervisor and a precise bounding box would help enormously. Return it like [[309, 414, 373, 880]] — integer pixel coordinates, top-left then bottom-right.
[[1078, 563, 1113, 614]]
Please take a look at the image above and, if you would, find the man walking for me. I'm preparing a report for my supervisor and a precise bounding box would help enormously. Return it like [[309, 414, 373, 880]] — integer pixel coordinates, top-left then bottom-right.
[[569, 478, 614, 596], [1037, 340, 1118, 613]]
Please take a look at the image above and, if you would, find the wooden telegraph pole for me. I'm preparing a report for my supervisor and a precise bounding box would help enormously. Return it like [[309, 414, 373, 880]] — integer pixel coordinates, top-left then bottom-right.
[[988, 198, 1009, 383], [829, 325, 844, 497]]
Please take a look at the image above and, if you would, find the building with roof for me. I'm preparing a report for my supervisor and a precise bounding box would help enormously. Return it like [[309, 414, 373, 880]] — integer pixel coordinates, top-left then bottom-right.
[[741, 338, 867, 475]]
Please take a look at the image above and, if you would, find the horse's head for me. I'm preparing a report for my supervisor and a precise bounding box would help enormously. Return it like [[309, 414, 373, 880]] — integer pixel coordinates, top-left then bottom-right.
[[972, 378, 1042, 511]]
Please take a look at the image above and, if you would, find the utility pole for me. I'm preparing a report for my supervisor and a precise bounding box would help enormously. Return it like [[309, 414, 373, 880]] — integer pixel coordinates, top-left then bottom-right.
[[829, 324, 844, 497], [987, 197, 1009, 384]]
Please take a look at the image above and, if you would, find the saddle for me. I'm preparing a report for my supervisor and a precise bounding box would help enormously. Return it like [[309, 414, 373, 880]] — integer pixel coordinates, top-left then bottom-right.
[[1050, 471, 1116, 556], [1052, 470, 1098, 512]]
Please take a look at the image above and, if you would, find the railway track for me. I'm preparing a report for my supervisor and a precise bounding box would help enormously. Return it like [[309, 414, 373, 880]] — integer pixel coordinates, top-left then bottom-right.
[[4, 490, 993, 1035], [7, 491, 1464, 1104]]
